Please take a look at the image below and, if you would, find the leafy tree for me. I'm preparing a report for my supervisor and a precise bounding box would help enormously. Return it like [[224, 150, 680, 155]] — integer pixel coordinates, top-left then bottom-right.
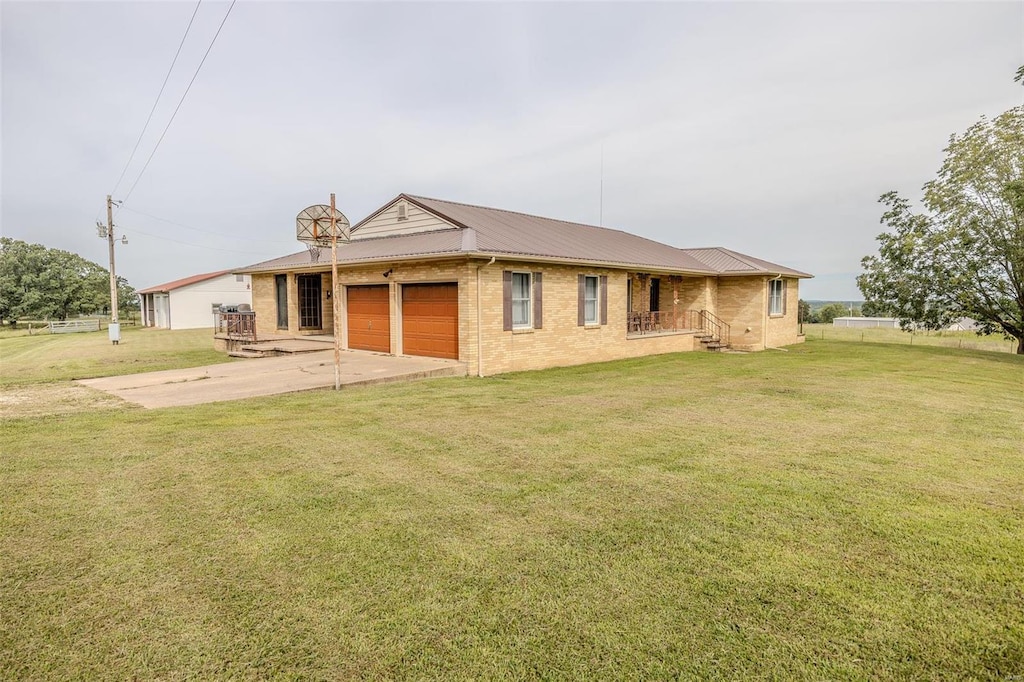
[[817, 302, 850, 324], [858, 106, 1024, 354], [860, 300, 890, 317], [0, 238, 137, 323], [798, 299, 811, 324]]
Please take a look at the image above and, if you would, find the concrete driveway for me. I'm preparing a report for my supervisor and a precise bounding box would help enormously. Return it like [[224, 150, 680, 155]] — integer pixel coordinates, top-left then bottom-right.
[[78, 350, 467, 409]]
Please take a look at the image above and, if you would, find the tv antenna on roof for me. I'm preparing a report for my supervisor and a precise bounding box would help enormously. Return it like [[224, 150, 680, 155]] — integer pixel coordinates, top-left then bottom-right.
[[296, 195, 350, 390]]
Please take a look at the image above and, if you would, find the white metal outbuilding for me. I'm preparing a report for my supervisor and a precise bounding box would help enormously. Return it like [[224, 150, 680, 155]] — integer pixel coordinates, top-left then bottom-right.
[[832, 317, 900, 328], [138, 270, 252, 330]]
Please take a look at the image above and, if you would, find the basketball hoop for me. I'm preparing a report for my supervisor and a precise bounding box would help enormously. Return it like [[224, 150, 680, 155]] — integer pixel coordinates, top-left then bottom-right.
[[296, 197, 350, 391], [306, 243, 322, 263], [296, 204, 350, 245]]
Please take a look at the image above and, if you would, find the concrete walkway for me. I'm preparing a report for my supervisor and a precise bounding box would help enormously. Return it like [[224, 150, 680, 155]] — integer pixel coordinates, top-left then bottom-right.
[[78, 350, 467, 409]]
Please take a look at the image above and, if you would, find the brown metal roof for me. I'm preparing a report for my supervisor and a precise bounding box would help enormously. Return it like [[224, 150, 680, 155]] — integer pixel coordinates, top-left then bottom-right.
[[238, 194, 812, 278], [138, 270, 234, 294], [680, 248, 812, 278], [238, 230, 465, 273], [402, 195, 717, 273]]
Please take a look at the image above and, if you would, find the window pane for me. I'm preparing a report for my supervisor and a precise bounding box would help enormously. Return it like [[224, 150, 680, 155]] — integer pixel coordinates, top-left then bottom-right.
[[769, 280, 783, 315], [512, 273, 530, 300], [513, 300, 530, 326], [511, 272, 531, 326], [584, 276, 599, 323]]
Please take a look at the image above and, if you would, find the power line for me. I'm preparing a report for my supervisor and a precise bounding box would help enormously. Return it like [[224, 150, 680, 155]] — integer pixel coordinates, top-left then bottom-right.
[[121, 224, 288, 256], [121, 0, 238, 206], [119, 206, 296, 245], [109, 0, 202, 198]]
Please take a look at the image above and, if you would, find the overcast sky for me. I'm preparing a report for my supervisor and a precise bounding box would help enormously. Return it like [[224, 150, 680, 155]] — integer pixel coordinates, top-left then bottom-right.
[[2, 1, 1022, 299]]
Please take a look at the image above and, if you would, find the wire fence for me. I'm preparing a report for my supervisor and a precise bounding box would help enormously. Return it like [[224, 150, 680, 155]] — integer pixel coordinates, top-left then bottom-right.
[[0, 315, 140, 337], [802, 323, 1017, 354]]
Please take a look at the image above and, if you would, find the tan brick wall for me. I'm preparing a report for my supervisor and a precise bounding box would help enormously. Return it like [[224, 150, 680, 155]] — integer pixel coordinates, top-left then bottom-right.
[[765, 277, 803, 347], [251, 271, 334, 338], [477, 262, 697, 376], [677, 277, 706, 311], [251, 259, 802, 374], [255, 260, 476, 361], [717, 276, 766, 351]]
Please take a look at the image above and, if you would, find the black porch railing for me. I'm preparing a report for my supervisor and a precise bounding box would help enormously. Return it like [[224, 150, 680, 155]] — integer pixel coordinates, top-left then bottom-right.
[[698, 309, 731, 347], [626, 309, 702, 335], [626, 308, 731, 347], [215, 311, 257, 342]]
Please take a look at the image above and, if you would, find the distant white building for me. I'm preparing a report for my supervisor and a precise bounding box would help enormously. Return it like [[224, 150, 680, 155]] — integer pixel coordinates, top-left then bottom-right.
[[833, 316, 900, 329], [139, 270, 252, 330], [946, 318, 978, 331]]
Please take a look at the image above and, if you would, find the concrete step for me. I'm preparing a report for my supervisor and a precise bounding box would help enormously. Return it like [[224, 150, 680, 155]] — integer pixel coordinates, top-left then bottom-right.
[[228, 350, 269, 359], [239, 340, 332, 356]]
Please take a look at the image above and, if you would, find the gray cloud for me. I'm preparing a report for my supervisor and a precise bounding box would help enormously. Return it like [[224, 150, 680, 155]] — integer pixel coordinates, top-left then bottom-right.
[[3, 1, 1021, 299]]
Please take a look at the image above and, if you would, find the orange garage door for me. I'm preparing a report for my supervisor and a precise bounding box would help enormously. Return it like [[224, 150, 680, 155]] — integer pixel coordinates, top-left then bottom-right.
[[402, 283, 458, 359], [347, 285, 390, 352]]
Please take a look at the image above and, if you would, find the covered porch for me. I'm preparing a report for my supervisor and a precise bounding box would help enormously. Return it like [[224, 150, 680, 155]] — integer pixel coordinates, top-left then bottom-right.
[[625, 272, 731, 348]]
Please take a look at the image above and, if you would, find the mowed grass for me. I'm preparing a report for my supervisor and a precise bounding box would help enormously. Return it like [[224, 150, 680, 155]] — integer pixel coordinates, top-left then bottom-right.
[[0, 326, 229, 388], [804, 322, 1017, 353], [2, 337, 1023, 679]]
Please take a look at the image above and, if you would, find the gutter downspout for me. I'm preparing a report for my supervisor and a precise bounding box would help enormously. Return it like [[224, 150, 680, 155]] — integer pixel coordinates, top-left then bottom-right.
[[476, 257, 496, 377]]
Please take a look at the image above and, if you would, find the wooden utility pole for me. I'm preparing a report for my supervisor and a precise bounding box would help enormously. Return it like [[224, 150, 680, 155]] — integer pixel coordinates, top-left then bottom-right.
[[106, 195, 120, 343], [330, 192, 341, 391]]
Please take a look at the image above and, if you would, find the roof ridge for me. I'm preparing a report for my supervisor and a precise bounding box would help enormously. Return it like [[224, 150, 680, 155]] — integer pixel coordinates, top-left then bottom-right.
[[404, 193, 641, 240]]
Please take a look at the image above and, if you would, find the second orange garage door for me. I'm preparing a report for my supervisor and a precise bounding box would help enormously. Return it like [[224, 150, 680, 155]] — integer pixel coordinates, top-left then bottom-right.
[[347, 285, 390, 353], [402, 283, 459, 359]]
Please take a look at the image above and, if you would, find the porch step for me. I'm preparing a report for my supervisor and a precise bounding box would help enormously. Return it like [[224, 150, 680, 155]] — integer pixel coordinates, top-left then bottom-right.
[[235, 338, 335, 358], [698, 334, 729, 351], [228, 350, 268, 359]]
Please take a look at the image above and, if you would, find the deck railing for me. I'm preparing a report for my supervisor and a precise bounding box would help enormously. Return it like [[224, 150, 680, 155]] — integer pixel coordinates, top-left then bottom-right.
[[626, 309, 702, 335], [698, 309, 731, 347], [215, 311, 257, 342], [626, 309, 731, 347]]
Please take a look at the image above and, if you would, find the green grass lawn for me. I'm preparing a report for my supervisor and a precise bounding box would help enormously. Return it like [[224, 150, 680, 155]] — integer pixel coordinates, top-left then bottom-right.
[[804, 322, 1017, 354], [2, 337, 1023, 679], [0, 326, 228, 388]]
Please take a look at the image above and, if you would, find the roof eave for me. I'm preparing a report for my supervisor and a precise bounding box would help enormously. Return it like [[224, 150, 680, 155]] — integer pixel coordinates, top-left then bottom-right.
[[716, 270, 814, 279], [235, 249, 718, 276]]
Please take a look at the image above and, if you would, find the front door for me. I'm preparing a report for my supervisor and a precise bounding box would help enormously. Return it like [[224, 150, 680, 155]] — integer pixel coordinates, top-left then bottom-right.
[[650, 278, 660, 312], [297, 274, 322, 330], [275, 274, 288, 329]]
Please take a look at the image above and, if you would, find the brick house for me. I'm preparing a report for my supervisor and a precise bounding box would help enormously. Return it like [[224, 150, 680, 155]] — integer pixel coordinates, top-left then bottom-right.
[[231, 194, 811, 376]]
